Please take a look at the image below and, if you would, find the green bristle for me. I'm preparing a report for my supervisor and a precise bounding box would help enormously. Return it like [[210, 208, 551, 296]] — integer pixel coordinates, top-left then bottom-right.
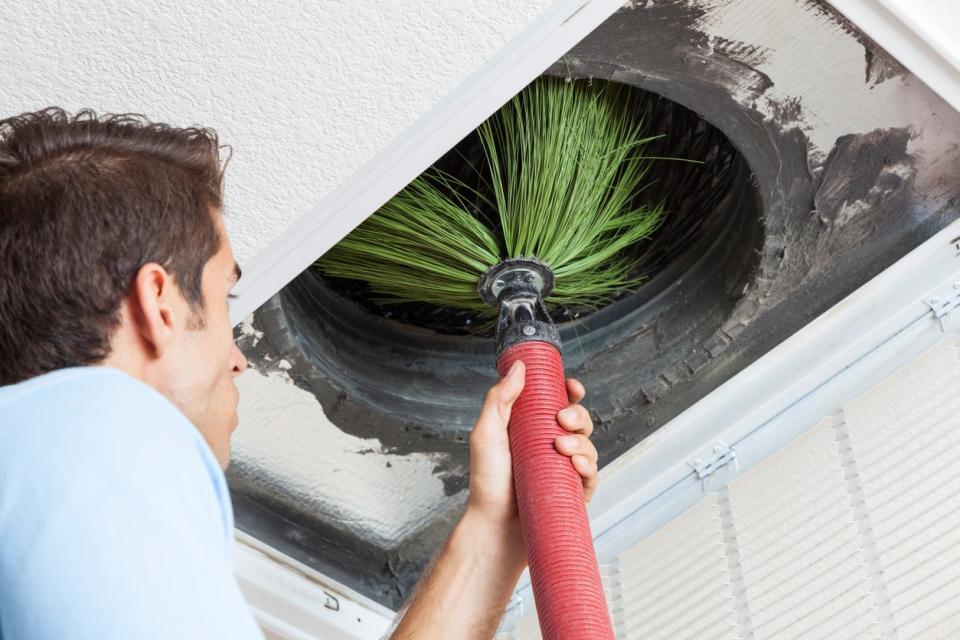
[[316, 76, 667, 316]]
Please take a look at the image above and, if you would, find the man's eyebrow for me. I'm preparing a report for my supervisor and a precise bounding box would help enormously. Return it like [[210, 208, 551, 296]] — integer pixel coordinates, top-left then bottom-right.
[[232, 262, 242, 284]]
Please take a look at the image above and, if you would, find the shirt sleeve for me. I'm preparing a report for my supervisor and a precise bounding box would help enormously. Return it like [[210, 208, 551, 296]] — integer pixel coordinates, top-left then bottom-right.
[[0, 370, 264, 640]]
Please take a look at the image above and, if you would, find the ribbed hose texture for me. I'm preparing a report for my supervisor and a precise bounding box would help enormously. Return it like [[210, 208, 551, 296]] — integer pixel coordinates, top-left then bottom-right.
[[497, 341, 614, 640]]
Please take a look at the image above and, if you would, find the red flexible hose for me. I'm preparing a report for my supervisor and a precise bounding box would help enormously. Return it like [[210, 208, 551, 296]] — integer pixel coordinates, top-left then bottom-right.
[[497, 341, 614, 640]]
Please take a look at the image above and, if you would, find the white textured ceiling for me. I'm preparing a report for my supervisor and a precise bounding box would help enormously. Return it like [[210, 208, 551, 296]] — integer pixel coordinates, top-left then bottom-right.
[[0, 0, 554, 264]]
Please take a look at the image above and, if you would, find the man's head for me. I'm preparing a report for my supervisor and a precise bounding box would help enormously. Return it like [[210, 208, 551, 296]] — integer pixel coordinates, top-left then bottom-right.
[[0, 107, 247, 468]]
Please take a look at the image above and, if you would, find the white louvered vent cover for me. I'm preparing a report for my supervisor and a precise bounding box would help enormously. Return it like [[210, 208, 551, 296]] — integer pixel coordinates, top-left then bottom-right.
[[502, 336, 960, 639]]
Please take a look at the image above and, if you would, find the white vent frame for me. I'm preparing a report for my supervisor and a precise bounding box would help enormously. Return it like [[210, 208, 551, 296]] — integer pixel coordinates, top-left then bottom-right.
[[235, 532, 394, 640], [220, 0, 960, 635]]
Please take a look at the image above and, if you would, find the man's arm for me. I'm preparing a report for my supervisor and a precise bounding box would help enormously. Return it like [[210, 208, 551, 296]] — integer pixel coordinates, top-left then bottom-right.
[[387, 507, 527, 639], [391, 360, 600, 639]]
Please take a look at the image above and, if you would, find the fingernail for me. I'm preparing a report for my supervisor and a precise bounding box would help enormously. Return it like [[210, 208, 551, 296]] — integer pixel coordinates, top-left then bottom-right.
[[558, 407, 577, 422], [557, 435, 578, 448]]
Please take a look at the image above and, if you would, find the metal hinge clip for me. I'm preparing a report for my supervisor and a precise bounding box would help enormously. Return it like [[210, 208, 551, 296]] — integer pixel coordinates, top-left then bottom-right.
[[923, 282, 960, 331], [690, 442, 738, 491]]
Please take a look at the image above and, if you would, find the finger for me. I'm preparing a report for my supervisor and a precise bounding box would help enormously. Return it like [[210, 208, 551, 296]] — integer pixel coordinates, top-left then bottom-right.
[[572, 454, 599, 503], [554, 434, 599, 464], [473, 360, 526, 437], [566, 378, 586, 404], [557, 404, 593, 437]]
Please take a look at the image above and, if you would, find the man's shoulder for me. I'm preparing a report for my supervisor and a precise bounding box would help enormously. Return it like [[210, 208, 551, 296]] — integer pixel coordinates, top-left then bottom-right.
[[0, 366, 195, 449], [0, 366, 224, 506], [0, 368, 258, 640], [0, 366, 234, 558], [1, 365, 173, 416]]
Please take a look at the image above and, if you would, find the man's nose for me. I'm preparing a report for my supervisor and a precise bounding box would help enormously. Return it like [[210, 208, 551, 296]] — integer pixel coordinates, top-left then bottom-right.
[[230, 343, 248, 376]]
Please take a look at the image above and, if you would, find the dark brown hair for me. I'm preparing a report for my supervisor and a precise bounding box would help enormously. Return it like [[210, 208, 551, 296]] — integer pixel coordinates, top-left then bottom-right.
[[0, 107, 229, 386]]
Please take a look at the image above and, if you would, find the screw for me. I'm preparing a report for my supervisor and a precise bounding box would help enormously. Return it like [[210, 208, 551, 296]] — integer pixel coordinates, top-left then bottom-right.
[[954, 282, 960, 289], [522, 325, 536, 336], [932, 297, 941, 305], [524, 273, 535, 283], [713, 445, 723, 453]]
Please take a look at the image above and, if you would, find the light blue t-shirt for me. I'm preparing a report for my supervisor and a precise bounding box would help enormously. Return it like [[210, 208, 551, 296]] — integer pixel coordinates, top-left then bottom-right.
[[0, 366, 263, 639]]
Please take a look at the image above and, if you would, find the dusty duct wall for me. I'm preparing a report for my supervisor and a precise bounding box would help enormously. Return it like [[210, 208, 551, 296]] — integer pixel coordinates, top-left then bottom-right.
[[232, 0, 960, 609]]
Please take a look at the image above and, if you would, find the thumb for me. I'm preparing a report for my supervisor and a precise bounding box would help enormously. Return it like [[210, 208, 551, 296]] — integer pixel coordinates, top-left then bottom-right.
[[476, 360, 526, 433]]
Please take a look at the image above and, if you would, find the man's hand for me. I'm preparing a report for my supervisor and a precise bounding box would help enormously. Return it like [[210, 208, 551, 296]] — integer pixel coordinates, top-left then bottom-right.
[[390, 360, 600, 639], [466, 360, 599, 560]]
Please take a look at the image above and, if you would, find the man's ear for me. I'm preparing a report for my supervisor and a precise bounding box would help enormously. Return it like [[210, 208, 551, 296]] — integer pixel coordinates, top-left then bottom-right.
[[130, 263, 180, 358]]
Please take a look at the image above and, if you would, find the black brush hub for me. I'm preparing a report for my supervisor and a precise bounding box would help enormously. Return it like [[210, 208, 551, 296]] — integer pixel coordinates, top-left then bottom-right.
[[478, 258, 561, 357]]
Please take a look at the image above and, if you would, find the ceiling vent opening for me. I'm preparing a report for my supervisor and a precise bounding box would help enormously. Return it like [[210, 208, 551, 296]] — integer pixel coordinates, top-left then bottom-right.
[[229, 1, 960, 611], [250, 80, 762, 453], [315, 80, 759, 338]]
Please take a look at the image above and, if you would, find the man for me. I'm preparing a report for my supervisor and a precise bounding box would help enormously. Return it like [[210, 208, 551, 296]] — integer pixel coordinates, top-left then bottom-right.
[[0, 108, 600, 639]]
